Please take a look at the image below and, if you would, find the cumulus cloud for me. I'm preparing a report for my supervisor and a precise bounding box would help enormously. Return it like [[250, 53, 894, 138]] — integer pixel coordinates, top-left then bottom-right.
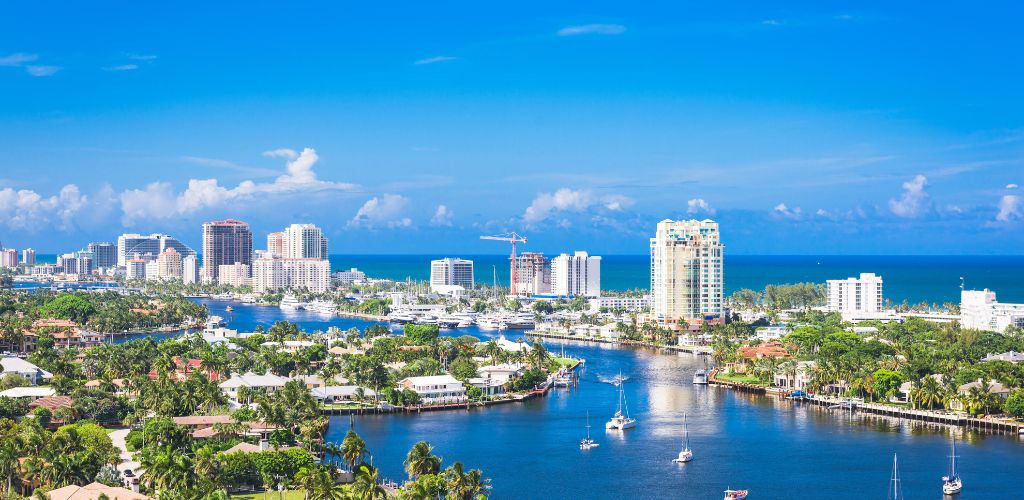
[[773, 203, 802, 219], [120, 147, 355, 225], [0, 53, 38, 66], [25, 65, 61, 77], [522, 188, 633, 224], [349, 194, 412, 228], [0, 184, 89, 231], [686, 198, 715, 215], [557, 24, 626, 36], [103, 64, 138, 72], [430, 205, 454, 226], [997, 195, 1022, 222], [889, 174, 929, 218], [1007, 183, 1019, 189], [262, 148, 299, 159], [414, 56, 457, 65]]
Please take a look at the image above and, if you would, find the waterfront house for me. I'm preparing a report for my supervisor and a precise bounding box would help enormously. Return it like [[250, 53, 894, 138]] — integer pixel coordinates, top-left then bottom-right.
[[737, 341, 791, 360], [398, 374, 467, 404], [981, 350, 1024, 363], [311, 385, 376, 403], [469, 363, 525, 396], [774, 361, 816, 392], [950, 379, 1012, 411], [1, 356, 53, 384], [219, 372, 288, 402], [894, 374, 945, 404]]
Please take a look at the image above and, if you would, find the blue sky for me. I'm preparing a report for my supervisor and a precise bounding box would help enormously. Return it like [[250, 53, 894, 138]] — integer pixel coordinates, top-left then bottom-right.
[[1, 1, 1022, 255]]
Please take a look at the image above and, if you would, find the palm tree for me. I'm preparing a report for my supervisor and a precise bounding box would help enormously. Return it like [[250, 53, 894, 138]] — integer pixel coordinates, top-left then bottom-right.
[[444, 461, 469, 499], [351, 464, 387, 500], [404, 441, 441, 480], [341, 430, 367, 471], [0, 441, 18, 494]]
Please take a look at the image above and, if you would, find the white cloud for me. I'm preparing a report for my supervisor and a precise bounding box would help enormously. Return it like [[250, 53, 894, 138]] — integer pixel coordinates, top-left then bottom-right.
[[349, 194, 412, 228], [262, 148, 299, 159], [523, 188, 633, 223], [815, 208, 832, 217], [686, 198, 715, 215], [0, 53, 38, 66], [414, 56, 457, 65], [1007, 183, 1019, 189], [996, 195, 1021, 222], [888, 174, 928, 218], [25, 65, 61, 77], [430, 204, 454, 226], [127, 54, 157, 61], [103, 64, 138, 72], [762, 19, 781, 26], [773, 203, 802, 219], [557, 24, 626, 36], [119, 147, 356, 225], [0, 184, 89, 231]]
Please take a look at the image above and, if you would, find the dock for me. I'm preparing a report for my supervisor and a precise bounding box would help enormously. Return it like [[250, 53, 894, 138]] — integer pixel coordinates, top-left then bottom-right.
[[526, 330, 712, 355]]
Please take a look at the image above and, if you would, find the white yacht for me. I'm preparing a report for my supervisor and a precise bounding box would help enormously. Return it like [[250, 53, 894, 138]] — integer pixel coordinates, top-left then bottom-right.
[[388, 312, 416, 324], [942, 436, 962, 495], [672, 413, 694, 463], [605, 377, 637, 430], [476, 315, 504, 330], [503, 313, 535, 330], [692, 369, 709, 385], [279, 294, 305, 310], [580, 412, 599, 450], [307, 299, 337, 316]]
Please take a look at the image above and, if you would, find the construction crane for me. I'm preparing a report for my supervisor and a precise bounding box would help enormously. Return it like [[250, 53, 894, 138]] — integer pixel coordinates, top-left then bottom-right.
[[480, 232, 527, 295]]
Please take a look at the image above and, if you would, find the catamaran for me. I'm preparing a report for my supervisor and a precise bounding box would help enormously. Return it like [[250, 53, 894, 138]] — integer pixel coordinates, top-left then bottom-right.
[[942, 436, 962, 495], [672, 413, 694, 463], [580, 412, 599, 450], [605, 376, 637, 430]]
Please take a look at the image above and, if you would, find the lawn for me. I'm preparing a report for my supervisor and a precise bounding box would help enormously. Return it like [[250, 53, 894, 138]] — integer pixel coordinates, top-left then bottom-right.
[[715, 372, 765, 386], [552, 357, 580, 369], [230, 490, 306, 500]]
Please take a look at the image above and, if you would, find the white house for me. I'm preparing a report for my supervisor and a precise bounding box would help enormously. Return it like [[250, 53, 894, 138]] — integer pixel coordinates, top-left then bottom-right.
[[0, 386, 56, 399], [774, 361, 816, 392], [1, 357, 53, 385], [398, 375, 467, 404], [219, 372, 288, 401], [311, 385, 376, 403], [981, 350, 1024, 364]]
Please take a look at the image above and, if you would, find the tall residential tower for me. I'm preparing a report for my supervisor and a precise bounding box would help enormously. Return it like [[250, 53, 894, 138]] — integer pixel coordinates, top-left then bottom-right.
[[650, 219, 724, 325], [201, 219, 253, 283]]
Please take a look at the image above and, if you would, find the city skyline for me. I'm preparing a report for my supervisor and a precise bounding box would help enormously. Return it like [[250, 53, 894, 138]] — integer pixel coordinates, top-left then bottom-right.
[[2, 2, 1023, 254]]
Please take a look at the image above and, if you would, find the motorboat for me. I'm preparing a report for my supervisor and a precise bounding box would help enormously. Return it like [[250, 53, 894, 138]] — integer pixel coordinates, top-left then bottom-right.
[[307, 299, 337, 316], [942, 436, 962, 495], [279, 294, 305, 310], [580, 412, 599, 450], [692, 369, 708, 385], [724, 488, 748, 500], [605, 376, 637, 430], [672, 413, 694, 463], [553, 367, 573, 387], [388, 312, 416, 324]]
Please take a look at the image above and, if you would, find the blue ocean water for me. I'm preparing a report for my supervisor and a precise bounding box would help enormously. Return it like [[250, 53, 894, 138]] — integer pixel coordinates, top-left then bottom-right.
[[330, 254, 1024, 304]]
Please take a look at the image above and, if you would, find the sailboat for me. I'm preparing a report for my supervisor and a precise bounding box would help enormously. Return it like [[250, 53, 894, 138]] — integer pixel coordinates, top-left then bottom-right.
[[672, 413, 694, 463], [605, 375, 637, 430], [888, 453, 904, 500], [942, 435, 962, 495], [580, 412, 599, 450]]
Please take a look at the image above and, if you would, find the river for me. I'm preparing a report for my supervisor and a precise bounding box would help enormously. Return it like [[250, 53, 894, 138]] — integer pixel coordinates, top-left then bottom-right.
[[190, 299, 1024, 499]]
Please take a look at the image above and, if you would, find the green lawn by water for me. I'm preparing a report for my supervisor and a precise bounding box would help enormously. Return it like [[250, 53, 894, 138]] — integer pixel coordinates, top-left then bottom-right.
[[230, 490, 305, 500], [715, 372, 766, 386]]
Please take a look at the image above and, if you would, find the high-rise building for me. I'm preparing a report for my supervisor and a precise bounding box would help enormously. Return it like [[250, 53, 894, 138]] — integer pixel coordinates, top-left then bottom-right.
[[126, 259, 147, 280], [266, 232, 286, 257], [21, 248, 36, 267], [156, 247, 183, 280], [514, 252, 550, 296], [182, 255, 200, 284], [960, 289, 1024, 332], [116, 233, 195, 266], [827, 273, 883, 317], [650, 219, 724, 324], [430, 258, 474, 292], [252, 257, 331, 293], [283, 223, 328, 259], [202, 219, 253, 283], [217, 263, 251, 288], [145, 261, 160, 281], [87, 242, 117, 269], [58, 253, 92, 276], [0, 248, 17, 269], [551, 251, 601, 298]]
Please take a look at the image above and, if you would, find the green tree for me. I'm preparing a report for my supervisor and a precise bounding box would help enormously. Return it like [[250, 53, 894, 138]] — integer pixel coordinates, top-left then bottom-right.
[[1004, 389, 1024, 418], [404, 441, 441, 480]]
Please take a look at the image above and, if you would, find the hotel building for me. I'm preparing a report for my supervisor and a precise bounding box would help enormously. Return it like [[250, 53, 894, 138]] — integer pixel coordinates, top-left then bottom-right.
[[430, 258, 475, 292]]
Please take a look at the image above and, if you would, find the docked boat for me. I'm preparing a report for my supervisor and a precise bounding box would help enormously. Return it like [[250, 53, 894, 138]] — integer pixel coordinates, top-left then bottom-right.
[[476, 315, 505, 330], [388, 312, 416, 324], [724, 488, 748, 500], [942, 436, 962, 495], [279, 294, 305, 310], [605, 377, 637, 430], [307, 299, 337, 316], [553, 367, 573, 387], [225, 306, 234, 313], [503, 313, 535, 330], [672, 413, 694, 463], [436, 315, 462, 329], [692, 369, 708, 385], [580, 412, 599, 450]]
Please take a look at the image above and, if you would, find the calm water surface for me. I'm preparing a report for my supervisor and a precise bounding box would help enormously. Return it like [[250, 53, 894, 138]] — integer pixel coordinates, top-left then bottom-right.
[[194, 300, 1024, 499]]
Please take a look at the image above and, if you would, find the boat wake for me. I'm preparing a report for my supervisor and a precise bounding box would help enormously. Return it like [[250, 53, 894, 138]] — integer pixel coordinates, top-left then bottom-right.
[[598, 374, 630, 386]]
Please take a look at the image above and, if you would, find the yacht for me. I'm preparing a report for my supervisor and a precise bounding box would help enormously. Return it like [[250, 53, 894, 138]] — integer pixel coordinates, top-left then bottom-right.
[[553, 367, 573, 387], [388, 312, 416, 324], [692, 369, 709, 385], [672, 413, 694, 463], [279, 294, 305, 310], [942, 436, 962, 495], [503, 313, 535, 330], [605, 377, 637, 430], [476, 315, 504, 330], [724, 489, 748, 500], [436, 315, 463, 329], [307, 299, 337, 316], [580, 412, 599, 450]]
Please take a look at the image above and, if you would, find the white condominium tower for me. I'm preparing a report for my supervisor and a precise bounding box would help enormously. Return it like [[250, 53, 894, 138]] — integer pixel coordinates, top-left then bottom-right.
[[430, 258, 474, 292], [283, 223, 328, 259], [252, 257, 331, 293], [551, 251, 601, 298], [650, 219, 724, 323], [827, 273, 883, 316]]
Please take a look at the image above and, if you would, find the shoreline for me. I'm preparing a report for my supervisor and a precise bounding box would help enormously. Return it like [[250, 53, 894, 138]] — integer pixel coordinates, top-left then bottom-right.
[[525, 330, 713, 355]]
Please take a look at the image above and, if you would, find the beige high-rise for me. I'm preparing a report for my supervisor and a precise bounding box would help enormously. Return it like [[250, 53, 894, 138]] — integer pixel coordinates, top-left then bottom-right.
[[650, 219, 724, 323]]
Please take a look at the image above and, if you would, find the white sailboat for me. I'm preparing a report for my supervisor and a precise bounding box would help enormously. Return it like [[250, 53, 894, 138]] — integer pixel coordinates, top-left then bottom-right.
[[942, 435, 962, 495], [672, 413, 694, 463], [888, 453, 904, 500], [580, 412, 599, 450], [605, 376, 637, 430]]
